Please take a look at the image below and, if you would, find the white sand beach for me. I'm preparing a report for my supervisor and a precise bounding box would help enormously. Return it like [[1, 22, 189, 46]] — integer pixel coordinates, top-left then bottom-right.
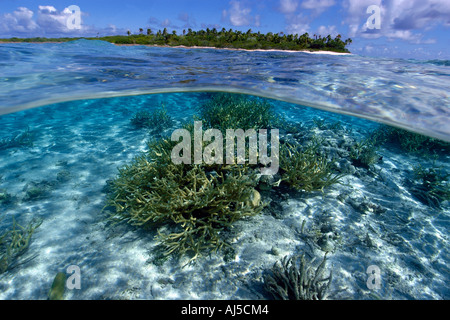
[[114, 43, 352, 55]]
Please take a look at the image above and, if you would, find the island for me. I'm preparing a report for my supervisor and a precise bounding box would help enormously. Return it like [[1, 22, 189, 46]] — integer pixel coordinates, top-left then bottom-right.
[[0, 28, 352, 53]]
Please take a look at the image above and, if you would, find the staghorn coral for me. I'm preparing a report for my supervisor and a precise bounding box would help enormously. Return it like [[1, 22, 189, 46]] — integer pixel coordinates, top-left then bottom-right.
[[263, 252, 332, 300], [409, 164, 449, 209], [279, 142, 344, 192], [0, 216, 42, 274], [108, 94, 285, 261], [349, 139, 381, 169], [130, 104, 173, 132], [108, 93, 347, 262], [199, 92, 278, 132], [107, 136, 265, 262]]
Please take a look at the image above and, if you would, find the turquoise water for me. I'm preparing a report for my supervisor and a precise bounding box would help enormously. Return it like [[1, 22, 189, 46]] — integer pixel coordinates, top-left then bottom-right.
[[0, 40, 449, 300], [1, 39, 449, 141]]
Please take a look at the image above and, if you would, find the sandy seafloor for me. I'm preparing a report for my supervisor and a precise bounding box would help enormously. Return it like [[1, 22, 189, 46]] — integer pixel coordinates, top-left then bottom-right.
[[0, 92, 448, 300]]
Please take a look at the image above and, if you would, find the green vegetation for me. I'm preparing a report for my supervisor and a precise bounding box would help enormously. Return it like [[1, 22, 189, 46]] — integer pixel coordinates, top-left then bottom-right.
[[263, 253, 332, 300], [130, 104, 173, 132], [0, 28, 352, 53], [409, 165, 450, 209], [0, 217, 42, 274], [280, 141, 345, 192]]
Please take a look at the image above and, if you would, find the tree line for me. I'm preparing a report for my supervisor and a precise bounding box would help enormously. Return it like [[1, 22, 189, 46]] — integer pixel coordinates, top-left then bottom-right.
[[0, 27, 352, 52], [108, 27, 352, 52]]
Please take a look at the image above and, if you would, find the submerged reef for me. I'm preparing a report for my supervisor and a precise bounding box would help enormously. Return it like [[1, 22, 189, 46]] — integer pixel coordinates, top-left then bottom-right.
[[263, 253, 332, 300], [107, 93, 344, 262], [107, 136, 265, 261]]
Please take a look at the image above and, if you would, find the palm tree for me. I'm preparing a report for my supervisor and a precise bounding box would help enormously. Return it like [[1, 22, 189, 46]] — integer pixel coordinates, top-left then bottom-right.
[[127, 30, 131, 36], [139, 28, 143, 35], [147, 28, 152, 36]]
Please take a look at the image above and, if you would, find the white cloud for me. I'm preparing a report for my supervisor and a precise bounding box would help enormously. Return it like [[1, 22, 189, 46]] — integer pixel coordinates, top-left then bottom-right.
[[36, 5, 78, 34], [161, 19, 171, 28], [301, 0, 335, 14], [343, 0, 449, 43], [38, 6, 58, 14], [223, 1, 253, 26], [285, 14, 310, 35], [178, 12, 197, 29], [279, 0, 299, 14], [254, 14, 261, 27], [0, 7, 38, 33], [317, 25, 338, 37], [230, 1, 251, 26], [0, 5, 89, 36]]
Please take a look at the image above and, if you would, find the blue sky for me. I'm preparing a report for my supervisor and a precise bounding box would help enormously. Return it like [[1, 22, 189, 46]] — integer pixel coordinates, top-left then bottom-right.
[[0, 0, 449, 59]]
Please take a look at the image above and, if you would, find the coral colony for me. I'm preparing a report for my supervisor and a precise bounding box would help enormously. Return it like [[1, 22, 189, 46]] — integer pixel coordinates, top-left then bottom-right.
[[107, 93, 345, 263], [170, 120, 279, 175]]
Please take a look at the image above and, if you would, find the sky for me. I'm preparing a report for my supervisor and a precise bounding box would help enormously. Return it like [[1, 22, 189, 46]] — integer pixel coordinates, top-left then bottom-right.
[[0, 0, 449, 59]]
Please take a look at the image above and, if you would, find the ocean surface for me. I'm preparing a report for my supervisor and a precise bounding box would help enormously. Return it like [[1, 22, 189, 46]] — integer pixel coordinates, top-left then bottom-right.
[[0, 40, 448, 300]]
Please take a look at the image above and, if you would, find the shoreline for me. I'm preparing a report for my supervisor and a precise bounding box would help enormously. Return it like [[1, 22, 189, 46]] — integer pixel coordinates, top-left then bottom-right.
[[0, 41, 351, 55], [115, 43, 353, 55]]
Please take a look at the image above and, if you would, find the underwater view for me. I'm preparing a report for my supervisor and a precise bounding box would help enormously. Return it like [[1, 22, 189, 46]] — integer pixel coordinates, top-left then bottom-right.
[[0, 40, 449, 302]]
